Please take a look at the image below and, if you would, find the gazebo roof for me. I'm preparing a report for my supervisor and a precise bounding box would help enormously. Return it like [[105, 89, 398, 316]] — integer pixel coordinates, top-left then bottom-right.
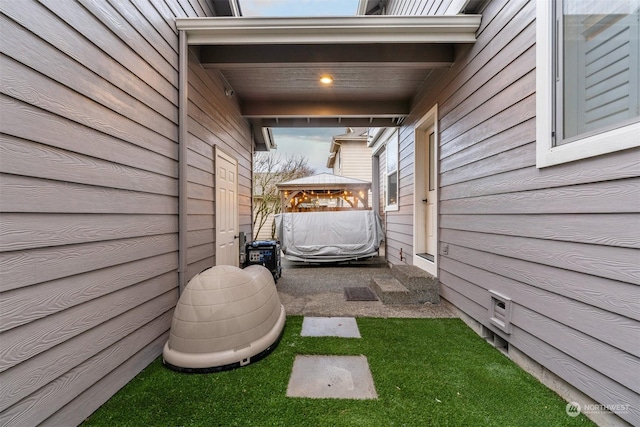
[[277, 173, 370, 188]]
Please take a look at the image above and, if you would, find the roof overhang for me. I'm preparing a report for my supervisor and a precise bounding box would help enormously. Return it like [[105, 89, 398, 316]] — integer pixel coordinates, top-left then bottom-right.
[[175, 15, 481, 150], [176, 16, 481, 44]]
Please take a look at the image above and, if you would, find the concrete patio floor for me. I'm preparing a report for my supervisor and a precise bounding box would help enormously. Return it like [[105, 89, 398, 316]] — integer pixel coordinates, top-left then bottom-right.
[[276, 255, 455, 318]]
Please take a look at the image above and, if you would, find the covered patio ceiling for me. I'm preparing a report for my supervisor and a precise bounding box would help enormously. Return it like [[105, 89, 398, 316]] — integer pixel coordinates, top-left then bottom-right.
[[175, 14, 481, 149]]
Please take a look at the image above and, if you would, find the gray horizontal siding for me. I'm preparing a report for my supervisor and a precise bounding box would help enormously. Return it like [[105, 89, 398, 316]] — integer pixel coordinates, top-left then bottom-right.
[[0, 253, 179, 333], [0, 135, 177, 195], [0, 96, 178, 177], [185, 48, 252, 281], [388, 0, 640, 424], [386, 127, 417, 265], [0, 0, 252, 425], [0, 233, 178, 292], [1, 54, 177, 159], [440, 213, 640, 248], [440, 146, 640, 200]]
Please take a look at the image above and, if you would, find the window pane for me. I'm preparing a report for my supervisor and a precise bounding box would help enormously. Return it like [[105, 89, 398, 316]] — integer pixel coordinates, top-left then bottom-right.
[[428, 132, 435, 191], [387, 172, 397, 206], [560, 0, 640, 143], [387, 132, 398, 173]]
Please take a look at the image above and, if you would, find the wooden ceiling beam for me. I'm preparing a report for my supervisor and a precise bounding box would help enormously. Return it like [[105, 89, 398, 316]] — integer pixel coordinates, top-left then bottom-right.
[[242, 100, 409, 118], [199, 43, 454, 69], [253, 117, 404, 129]]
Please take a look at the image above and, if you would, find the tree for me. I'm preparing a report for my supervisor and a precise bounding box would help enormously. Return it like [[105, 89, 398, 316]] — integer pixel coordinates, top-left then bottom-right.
[[253, 152, 315, 239]]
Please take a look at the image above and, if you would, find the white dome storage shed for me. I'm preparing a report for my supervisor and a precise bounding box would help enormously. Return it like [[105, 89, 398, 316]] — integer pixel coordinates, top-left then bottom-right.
[[163, 264, 286, 373]]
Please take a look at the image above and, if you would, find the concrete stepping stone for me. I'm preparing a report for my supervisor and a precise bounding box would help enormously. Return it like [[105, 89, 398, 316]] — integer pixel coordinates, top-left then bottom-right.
[[286, 355, 378, 399], [301, 317, 361, 338]]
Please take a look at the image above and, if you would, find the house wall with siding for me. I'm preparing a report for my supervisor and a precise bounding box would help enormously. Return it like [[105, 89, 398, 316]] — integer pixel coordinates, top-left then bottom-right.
[[386, 0, 640, 424], [186, 49, 252, 279], [333, 141, 373, 183], [0, 0, 252, 425], [254, 207, 276, 241], [333, 140, 373, 209]]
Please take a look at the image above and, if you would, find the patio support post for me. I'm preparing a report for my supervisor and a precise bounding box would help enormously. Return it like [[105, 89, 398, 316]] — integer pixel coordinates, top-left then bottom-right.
[[178, 29, 188, 294], [280, 190, 285, 214]]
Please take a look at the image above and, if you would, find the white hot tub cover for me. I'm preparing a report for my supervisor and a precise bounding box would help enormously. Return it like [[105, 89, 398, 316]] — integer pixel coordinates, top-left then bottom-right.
[[275, 210, 384, 262], [163, 264, 286, 372]]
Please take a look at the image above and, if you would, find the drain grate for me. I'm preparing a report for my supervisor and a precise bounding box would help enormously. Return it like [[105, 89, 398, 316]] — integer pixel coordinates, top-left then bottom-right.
[[344, 287, 378, 301]]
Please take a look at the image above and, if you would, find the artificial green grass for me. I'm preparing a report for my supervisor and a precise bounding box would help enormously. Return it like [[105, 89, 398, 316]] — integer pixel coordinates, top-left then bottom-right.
[[83, 317, 594, 426]]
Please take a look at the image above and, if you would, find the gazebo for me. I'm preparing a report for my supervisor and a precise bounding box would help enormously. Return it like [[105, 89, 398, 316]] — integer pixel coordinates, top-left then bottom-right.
[[277, 173, 371, 213]]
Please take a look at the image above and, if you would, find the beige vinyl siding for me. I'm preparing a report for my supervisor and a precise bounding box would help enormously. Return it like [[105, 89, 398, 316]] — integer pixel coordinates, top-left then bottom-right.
[[0, 0, 252, 425], [336, 142, 373, 183], [386, 0, 640, 424], [254, 209, 276, 241]]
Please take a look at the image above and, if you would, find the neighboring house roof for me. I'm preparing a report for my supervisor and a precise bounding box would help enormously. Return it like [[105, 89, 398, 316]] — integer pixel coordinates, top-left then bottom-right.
[[331, 127, 369, 142]]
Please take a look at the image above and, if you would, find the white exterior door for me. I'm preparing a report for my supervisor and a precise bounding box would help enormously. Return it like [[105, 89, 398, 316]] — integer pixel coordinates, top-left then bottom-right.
[[215, 149, 239, 267], [413, 106, 439, 276]]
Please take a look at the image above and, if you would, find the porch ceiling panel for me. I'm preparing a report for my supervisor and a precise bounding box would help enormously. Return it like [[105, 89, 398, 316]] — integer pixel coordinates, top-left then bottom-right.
[[176, 15, 481, 146], [223, 67, 432, 102]]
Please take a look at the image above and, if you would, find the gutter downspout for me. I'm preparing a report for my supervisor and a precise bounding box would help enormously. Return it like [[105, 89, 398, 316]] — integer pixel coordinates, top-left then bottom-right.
[[178, 29, 188, 294]]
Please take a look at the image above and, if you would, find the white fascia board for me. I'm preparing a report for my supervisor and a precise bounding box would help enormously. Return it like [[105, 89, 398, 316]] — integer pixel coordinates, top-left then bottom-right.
[[370, 127, 397, 154], [176, 16, 481, 45]]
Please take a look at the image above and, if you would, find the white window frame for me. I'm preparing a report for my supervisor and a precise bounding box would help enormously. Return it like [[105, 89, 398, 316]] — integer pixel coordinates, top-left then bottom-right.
[[536, 0, 640, 168], [384, 129, 399, 212]]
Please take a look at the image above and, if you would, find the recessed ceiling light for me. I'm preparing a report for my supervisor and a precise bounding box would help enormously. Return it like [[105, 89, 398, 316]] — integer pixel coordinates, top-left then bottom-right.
[[320, 76, 333, 85]]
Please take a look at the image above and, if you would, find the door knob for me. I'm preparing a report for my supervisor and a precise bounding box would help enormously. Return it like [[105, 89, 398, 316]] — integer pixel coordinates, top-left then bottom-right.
[[422, 198, 428, 203]]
